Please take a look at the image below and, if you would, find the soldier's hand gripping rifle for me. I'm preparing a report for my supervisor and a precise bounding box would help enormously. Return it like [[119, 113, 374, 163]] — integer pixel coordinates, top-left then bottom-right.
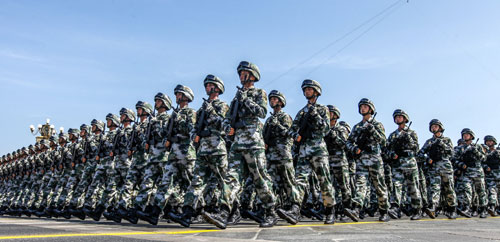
[[144, 108, 156, 152], [109, 124, 123, 158], [95, 124, 107, 161], [164, 105, 179, 149], [194, 98, 210, 149], [127, 116, 139, 158]]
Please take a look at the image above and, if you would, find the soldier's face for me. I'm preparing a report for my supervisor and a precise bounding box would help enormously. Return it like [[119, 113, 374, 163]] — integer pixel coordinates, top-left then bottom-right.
[[270, 97, 280, 107], [91, 125, 97, 132], [486, 140, 495, 147], [430, 125, 440, 133], [155, 99, 163, 109], [394, 115, 404, 124], [462, 133, 472, 141], [303, 87, 315, 99], [107, 119, 112, 127], [137, 108, 143, 116], [205, 83, 215, 95], [176, 93, 184, 103], [329, 112, 338, 120], [239, 70, 255, 83], [359, 105, 370, 115]]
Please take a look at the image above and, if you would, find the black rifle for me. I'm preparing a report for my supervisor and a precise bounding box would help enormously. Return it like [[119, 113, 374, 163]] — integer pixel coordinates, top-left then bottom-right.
[[229, 86, 245, 131], [296, 104, 316, 144], [109, 124, 123, 158], [144, 109, 156, 152], [264, 112, 276, 146], [194, 98, 211, 149], [356, 112, 378, 153], [96, 124, 107, 159], [165, 105, 180, 146], [126, 116, 139, 157]]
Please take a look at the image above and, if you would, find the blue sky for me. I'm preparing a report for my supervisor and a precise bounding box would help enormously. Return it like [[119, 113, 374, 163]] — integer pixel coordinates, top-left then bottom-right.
[[1, 0, 500, 154]]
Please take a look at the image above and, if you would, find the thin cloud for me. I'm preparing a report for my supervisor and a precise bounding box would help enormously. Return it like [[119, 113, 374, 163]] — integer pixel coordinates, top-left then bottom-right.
[[0, 49, 45, 62]]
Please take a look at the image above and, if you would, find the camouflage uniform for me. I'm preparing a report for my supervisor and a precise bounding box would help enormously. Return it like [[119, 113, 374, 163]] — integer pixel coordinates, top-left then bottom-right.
[[324, 107, 351, 209], [418, 119, 457, 218], [134, 95, 172, 213], [454, 129, 487, 216], [483, 136, 500, 214], [153, 86, 197, 213], [346, 99, 390, 218], [385, 110, 422, 218]]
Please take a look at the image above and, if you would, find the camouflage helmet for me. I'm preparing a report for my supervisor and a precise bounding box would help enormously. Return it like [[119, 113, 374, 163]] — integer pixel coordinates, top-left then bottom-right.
[[68, 128, 80, 137], [91, 119, 105, 132], [204, 74, 225, 94], [268, 90, 286, 108], [49, 135, 58, 144], [80, 124, 90, 134], [358, 98, 375, 114], [301, 79, 322, 96], [28, 144, 34, 152], [484, 135, 497, 145], [429, 119, 445, 133], [58, 132, 69, 142], [327, 105, 341, 119], [21, 147, 27, 155], [174, 85, 194, 102], [135, 101, 153, 115], [120, 108, 136, 122], [461, 128, 475, 140], [40, 139, 50, 149], [237, 61, 260, 81], [392, 109, 410, 123], [457, 138, 465, 146], [339, 121, 351, 133], [106, 113, 120, 127], [154, 92, 172, 110], [35, 142, 40, 149]]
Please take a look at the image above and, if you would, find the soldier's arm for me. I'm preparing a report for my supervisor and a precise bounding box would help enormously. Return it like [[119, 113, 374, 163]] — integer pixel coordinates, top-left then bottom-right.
[[207, 102, 228, 126], [346, 126, 358, 153], [242, 89, 267, 119], [178, 109, 197, 136], [372, 121, 386, 146], [288, 110, 302, 140], [417, 139, 430, 160], [310, 106, 330, 137], [273, 114, 292, 137]]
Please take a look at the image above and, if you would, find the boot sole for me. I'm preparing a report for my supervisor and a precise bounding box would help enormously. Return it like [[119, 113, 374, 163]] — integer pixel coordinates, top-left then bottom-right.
[[276, 209, 298, 225]]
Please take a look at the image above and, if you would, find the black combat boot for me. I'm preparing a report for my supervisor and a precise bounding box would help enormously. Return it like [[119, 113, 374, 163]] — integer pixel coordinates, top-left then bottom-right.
[[203, 205, 230, 229], [457, 205, 472, 218], [479, 206, 488, 218], [71, 207, 86, 220], [344, 206, 360, 222], [487, 204, 497, 217], [423, 204, 436, 219], [388, 204, 400, 220], [378, 210, 390, 222], [103, 207, 122, 223], [241, 205, 264, 224], [227, 204, 242, 225], [324, 206, 335, 224], [410, 209, 421, 220], [137, 205, 161, 226], [169, 206, 195, 228], [260, 206, 278, 228], [277, 204, 301, 225], [124, 205, 139, 224], [446, 206, 457, 219], [88, 205, 105, 222]]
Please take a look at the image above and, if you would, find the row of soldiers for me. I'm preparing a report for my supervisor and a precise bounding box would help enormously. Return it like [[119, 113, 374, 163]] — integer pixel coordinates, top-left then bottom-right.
[[1, 61, 499, 229]]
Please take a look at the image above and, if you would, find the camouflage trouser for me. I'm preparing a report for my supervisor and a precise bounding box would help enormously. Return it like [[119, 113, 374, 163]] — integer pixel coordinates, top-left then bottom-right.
[[153, 157, 194, 210], [390, 164, 422, 210], [83, 158, 113, 209], [134, 162, 163, 210], [101, 165, 128, 208], [228, 148, 275, 209], [48, 169, 71, 208], [348, 160, 356, 195], [26, 171, 44, 208], [295, 155, 335, 208], [418, 166, 429, 207], [352, 153, 389, 210], [486, 169, 500, 206], [58, 163, 84, 207], [329, 160, 351, 208], [133, 148, 168, 210], [268, 158, 300, 209], [117, 152, 148, 209], [70, 161, 97, 208], [457, 168, 487, 208], [427, 160, 457, 208], [34, 169, 53, 208], [13, 178, 30, 207], [183, 155, 232, 210]]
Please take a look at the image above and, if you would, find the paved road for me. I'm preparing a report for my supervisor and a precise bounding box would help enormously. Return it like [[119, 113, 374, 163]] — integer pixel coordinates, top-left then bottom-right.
[[0, 215, 499, 241]]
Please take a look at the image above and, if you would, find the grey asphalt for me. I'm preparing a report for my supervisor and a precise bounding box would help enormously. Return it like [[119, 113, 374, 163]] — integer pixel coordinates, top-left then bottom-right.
[[1, 215, 499, 241]]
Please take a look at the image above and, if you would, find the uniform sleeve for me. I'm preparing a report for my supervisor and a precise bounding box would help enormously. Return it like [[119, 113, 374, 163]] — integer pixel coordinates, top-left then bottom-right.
[[243, 89, 267, 119]]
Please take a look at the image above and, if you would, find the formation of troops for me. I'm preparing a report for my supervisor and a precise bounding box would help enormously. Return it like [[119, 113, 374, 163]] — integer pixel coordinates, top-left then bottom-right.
[[1, 61, 500, 229]]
